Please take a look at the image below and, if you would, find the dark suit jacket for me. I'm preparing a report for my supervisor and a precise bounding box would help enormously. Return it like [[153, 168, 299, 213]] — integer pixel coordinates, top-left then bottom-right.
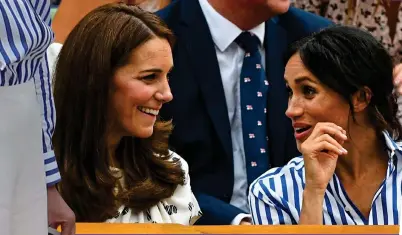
[[156, 0, 332, 225]]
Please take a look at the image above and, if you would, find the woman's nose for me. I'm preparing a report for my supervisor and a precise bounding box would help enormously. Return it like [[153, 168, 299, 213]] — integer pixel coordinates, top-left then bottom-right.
[[155, 78, 173, 103], [285, 97, 303, 119]]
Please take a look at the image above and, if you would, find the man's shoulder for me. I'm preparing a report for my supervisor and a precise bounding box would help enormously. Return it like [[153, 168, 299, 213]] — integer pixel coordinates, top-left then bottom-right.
[[275, 7, 333, 42], [279, 7, 333, 29], [156, 0, 182, 26]]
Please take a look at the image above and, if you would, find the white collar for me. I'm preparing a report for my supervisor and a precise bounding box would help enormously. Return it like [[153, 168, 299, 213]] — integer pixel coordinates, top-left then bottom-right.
[[198, 0, 265, 52], [383, 131, 402, 161]]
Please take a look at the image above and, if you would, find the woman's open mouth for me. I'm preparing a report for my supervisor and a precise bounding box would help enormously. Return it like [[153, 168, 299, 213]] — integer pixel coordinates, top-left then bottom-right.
[[294, 125, 312, 140]]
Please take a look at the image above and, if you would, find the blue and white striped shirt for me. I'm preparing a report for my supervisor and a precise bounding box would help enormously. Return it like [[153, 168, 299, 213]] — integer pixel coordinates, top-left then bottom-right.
[[0, 0, 60, 186], [249, 132, 402, 225]]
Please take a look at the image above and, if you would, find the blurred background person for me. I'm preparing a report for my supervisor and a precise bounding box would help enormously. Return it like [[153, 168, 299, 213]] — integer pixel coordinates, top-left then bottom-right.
[[131, 0, 172, 12], [50, 0, 172, 43], [292, 0, 401, 64]]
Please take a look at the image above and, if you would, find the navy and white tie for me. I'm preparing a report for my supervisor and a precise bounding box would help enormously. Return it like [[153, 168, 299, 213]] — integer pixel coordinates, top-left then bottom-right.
[[235, 31, 270, 185]]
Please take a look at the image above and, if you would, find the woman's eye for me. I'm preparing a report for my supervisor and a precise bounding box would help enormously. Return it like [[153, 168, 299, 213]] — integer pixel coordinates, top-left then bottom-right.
[[141, 74, 156, 81], [302, 85, 317, 98]]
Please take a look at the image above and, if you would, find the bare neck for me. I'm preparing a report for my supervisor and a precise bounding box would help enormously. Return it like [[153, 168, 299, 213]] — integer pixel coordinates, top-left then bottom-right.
[[335, 125, 388, 182], [207, 0, 273, 30]]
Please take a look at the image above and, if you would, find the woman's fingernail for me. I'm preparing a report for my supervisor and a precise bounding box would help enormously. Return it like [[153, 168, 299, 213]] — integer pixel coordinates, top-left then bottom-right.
[[342, 134, 347, 139], [341, 148, 348, 154]]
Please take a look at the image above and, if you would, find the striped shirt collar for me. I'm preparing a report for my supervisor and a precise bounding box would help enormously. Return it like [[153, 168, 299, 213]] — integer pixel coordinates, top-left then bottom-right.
[[330, 131, 401, 225], [383, 131, 402, 160]]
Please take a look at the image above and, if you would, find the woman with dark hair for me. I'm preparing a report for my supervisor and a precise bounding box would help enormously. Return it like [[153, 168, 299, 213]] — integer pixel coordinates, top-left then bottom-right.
[[52, 3, 201, 224], [249, 25, 402, 225], [291, 0, 402, 111]]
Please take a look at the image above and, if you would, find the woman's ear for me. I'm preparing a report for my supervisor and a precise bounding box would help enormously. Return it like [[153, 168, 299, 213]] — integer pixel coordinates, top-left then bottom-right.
[[352, 86, 372, 113]]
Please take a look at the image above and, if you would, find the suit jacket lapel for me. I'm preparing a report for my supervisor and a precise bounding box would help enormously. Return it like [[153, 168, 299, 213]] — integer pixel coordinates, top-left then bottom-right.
[[264, 18, 289, 166], [179, 0, 233, 159]]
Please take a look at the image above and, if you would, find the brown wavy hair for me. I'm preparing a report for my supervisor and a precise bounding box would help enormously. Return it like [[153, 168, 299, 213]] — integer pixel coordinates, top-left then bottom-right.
[[52, 3, 184, 222]]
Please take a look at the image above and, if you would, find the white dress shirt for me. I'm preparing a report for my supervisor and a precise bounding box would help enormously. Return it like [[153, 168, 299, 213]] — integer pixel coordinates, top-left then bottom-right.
[[198, 0, 266, 224]]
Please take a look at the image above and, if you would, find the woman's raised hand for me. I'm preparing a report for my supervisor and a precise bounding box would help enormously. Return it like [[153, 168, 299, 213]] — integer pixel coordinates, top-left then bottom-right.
[[300, 122, 348, 193]]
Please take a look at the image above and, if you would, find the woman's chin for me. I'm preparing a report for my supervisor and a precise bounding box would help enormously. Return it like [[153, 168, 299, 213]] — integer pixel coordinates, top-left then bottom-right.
[[296, 142, 302, 153], [126, 125, 154, 139]]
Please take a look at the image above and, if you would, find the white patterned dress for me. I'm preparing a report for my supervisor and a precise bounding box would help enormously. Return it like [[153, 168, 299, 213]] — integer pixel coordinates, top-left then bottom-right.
[[106, 151, 202, 225]]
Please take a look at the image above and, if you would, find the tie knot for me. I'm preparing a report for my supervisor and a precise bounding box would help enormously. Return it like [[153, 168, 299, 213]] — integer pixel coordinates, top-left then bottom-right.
[[235, 32, 260, 53]]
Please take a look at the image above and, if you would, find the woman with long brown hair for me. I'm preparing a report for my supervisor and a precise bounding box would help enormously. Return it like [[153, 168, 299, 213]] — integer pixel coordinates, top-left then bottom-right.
[[52, 3, 201, 224]]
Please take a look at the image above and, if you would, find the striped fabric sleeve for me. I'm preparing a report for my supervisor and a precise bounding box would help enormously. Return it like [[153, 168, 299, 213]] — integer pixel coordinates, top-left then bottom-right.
[[33, 0, 60, 186], [248, 178, 298, 225], [31, 0, 61, 187], [30, 0, 61, 186], [0, 0, 60, 186], [34, 54, 60, 187]]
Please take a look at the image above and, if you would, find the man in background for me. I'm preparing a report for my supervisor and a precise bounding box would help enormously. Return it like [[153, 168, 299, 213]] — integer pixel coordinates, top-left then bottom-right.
[[156, 0, 331, 225]]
